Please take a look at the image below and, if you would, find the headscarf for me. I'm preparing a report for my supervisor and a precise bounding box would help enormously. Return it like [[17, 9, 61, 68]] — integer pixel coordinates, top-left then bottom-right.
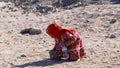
[[47, 21, 76, 38]]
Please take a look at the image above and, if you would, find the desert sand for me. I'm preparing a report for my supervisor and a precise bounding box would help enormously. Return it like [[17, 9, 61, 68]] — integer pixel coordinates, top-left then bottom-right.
[[0, 1, 120, 68]]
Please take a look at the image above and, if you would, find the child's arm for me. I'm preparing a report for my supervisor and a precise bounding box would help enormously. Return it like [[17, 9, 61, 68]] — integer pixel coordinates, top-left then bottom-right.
[[61, 32, 76, 47]]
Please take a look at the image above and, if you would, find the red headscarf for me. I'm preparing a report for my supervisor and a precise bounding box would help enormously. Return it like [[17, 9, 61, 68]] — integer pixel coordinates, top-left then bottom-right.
[[47, 21, 76, 38]]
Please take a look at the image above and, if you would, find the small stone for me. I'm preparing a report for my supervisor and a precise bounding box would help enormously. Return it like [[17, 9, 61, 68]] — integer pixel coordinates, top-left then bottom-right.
[[97, 45, 99, 46], [105, 36, 109, 38], [117, 50, 119, 52], [20, 54, 26, 57], [106, 66, 112, 68], [109, 34, 116, 39], [8, 29, 13, 33], [20, 28, 30, 34], [109, 19, 116, 24], [29, 28, 42, 35], [84, 20, 89, 23], [12, 9, 17, 12], [20, 28, 42, 35], [7, 63, 14, 68], [31, 0, 39, 4], [1, 6, 6, 9], [10, 63, 14, 65], [21, 11, 27, 15]]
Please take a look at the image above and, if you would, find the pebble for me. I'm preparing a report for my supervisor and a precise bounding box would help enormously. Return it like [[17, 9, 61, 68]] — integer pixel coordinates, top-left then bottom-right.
[[20, 54, 26, 57], [109, 19, 116, 24], [109, 34, 116, 39], [106, 66, 112, 68], [117, 50, 119, 52], [7, 29, 13, 33], [105, 34, 116, 39]]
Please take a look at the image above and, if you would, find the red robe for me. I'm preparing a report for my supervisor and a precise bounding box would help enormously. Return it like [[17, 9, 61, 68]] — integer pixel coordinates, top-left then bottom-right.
[[53, 31, 86, 61]]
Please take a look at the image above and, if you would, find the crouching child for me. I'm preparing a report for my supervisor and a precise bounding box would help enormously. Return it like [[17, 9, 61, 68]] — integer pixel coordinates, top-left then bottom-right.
[[46, 21, 86, 61]]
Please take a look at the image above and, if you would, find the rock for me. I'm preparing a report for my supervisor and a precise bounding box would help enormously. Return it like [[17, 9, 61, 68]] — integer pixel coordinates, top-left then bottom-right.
[[20, 54, 26, 57], [105, 34, 116, 39], [7, 29, 13, 33], [97, 45, 99, 46], [31, 0, 39, 4], [61, 0, 77, 7], [1, 6, 6, 9], [109, 19, 116, 24], [20, 28, 42, 35], [21, 11, 27, 15], [20, 28, 30, 34], [36, 5, 54, 13], [109, 34, 116, 39], [7, 63, 14, 68], [106, 66, 112, 68], [29, 28, 42, 35], [105, 36, 109, 38], [117, 50, 119, 52]]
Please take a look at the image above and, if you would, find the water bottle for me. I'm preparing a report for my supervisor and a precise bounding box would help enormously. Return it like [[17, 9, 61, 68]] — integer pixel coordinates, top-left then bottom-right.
[[62, 46, 69, 60]]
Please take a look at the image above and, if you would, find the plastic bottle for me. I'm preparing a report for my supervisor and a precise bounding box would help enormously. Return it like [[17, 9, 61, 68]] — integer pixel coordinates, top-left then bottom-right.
[[62, 46, 69, 60]]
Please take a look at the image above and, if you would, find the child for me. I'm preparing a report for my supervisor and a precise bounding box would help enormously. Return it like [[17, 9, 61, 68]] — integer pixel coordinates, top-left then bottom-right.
[[46, 21, 86, 61]]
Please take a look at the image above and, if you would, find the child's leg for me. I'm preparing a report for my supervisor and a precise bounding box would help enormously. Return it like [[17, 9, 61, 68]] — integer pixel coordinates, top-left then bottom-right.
[[80, 48, 86, 57], [68, 50, 79, 61]]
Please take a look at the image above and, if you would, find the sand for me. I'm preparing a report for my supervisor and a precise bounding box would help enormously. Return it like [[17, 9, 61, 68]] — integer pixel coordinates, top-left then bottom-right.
[[0, 2, 120, 68]]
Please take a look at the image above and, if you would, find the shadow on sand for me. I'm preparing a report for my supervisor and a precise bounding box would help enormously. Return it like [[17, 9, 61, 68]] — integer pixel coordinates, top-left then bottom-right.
[[15, 59, 65, 68]]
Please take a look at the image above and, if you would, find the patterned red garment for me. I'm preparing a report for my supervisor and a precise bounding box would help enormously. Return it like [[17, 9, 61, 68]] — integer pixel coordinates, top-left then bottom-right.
[[47, 22, 86, 61], [53, 31, 86, 61]]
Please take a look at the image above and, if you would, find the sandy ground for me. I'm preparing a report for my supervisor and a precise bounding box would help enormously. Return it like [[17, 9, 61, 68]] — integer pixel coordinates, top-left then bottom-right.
[[0, 2, 120, 68]]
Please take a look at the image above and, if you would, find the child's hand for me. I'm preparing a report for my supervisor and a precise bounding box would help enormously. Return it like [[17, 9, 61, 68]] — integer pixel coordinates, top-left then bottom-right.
[[65, 40, 74, 46]]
